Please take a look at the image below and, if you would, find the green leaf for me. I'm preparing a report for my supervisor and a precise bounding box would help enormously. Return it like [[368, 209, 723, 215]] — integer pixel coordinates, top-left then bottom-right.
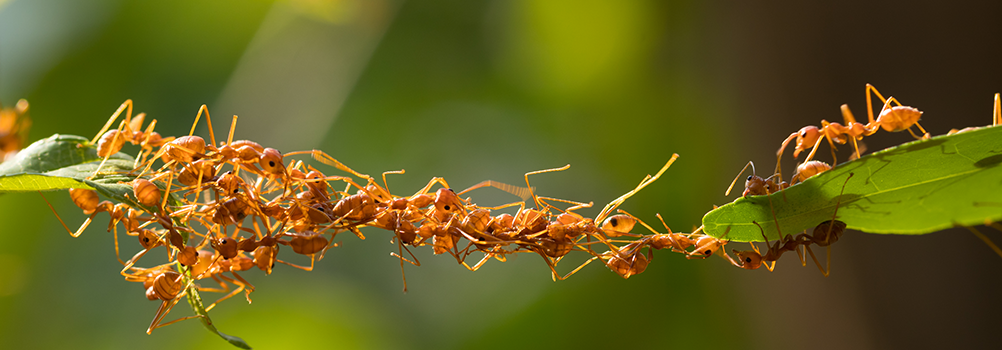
[[183, 267, 253, 349], [0, 134, 168, 214], [0, 134, 135, 192], [702, 124, 1002, 242]]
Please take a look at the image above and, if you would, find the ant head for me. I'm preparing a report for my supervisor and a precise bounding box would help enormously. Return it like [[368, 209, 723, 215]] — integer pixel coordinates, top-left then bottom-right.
[[434, 188, 461, 213], [137, 229, 161, 249], [259, 148, 285, 175], [212, 236, 239, 259], [743, 175, 767, 197], [794, 126, 821, 153], [733, 249, 763, 270]]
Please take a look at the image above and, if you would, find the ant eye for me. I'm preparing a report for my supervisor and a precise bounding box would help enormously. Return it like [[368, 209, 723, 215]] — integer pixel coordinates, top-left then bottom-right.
[[444, 205, 451, 211], [800, 130, 807, 137], [610, 218, 618, 227], [269, 161, 276, 167], [745, 257, 751, 263], [704, 250, 712, 255], [746, 175, 753, 181]]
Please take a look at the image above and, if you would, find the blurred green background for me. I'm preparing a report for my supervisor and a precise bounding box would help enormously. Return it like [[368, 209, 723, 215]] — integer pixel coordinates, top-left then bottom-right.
[[1, 0, 1001, 349]]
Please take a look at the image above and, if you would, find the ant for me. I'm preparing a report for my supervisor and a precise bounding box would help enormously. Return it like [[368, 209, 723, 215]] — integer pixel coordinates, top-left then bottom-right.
[[726, 161, 788, 197], [732, 172, 854, 276], [123, 265, 192, 334], [89, 100, 174, 175], [776, 84, 927, 182]]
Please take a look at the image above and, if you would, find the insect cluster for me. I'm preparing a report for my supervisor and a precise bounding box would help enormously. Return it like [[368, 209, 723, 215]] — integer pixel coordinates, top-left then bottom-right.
[[722, 84, 1002, 275], [20, 84, 1001, 342], [45, 100, 737, 335]]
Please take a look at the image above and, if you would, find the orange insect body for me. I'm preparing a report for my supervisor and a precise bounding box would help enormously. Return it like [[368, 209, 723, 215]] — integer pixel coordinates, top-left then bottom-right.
[[0, 99, 30, 160], [132, 179, 162, 208], [791, 160, 831, 184], [97, 129, 127, 157], [605, 244, 649, 279], [601, 214, 636, 237], [69, 188, 100, 214]]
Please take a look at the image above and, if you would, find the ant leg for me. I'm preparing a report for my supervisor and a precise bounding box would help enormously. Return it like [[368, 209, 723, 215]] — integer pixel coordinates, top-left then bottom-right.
[[112, 225, 127, 265], [865, 83, 889, 124], [225, 115, 238, 146], [204, 274, 248, 311], [90, 119, 130, 179], [596, 154, 679, 223], [964, 226, 1002, 259], [187, 105, 217, 145], [803, 244, 829, 277], [409, 177, 451, 197], [227, 271, 255, 303], [841, 104, 866, 160], [752, 221, 777, 271], [534, 252, 571, 281], [474, 201, 525, 211], [276, 258, 315, 271], [39, 191, 89, 238], [379, 169, 404, 194], [800, 132, 828, 165], [294, 150, 373, 180], [198, 275, 230, 294], [776, 132, 798, 183], [467, 252, 495, 272], [538, 196, 593, 212], [524, 164, 571, 210], [994, 93, 1001, 126], [90, 100, 133, 145], [459, 180, 534, 201], [390, 240, 421, 292], [119, 247, 156, 275], [147, 300, 175, 334]]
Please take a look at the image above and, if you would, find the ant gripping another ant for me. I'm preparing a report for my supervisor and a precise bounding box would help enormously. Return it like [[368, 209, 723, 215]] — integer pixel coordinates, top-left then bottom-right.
[[731, 172, 854, 276]]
